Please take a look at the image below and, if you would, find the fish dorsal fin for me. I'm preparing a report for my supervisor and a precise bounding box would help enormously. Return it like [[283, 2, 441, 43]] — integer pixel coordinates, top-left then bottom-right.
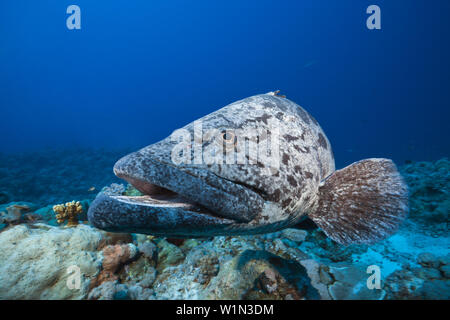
[[266, 90, 286, 98]]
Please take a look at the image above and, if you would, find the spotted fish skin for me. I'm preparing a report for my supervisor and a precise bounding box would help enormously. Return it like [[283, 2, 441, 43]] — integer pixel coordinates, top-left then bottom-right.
[[88, 93, 408, 244]]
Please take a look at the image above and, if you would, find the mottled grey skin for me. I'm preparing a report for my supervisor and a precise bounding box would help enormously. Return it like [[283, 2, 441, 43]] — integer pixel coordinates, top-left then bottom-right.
[[88, 92, 408, 244]]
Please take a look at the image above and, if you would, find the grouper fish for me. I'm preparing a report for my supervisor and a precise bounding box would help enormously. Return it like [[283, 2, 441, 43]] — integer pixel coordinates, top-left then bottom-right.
[[88, 92, 408, 245]]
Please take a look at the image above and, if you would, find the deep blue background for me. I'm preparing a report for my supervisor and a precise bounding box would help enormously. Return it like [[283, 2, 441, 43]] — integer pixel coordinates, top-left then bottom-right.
[[1, 0, 449, 168]]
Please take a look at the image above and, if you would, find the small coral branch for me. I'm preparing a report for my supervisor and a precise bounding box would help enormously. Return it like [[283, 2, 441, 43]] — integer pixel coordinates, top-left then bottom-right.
[[53, 201, 83, 227]]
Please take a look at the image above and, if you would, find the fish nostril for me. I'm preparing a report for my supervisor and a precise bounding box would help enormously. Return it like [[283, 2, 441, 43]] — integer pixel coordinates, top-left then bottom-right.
[[112, 154, 177, 198], [113, 161, 125, 177]]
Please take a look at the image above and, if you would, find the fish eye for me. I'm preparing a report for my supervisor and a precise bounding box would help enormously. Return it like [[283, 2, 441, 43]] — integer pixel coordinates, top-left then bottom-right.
[[218, 130, 238, 151], [222, 132, 234, 143], [221, 131, 236, 145]]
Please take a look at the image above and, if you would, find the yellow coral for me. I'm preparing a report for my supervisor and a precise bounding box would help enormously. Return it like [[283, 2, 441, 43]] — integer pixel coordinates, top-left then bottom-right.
[[53, 201, 83, 227]]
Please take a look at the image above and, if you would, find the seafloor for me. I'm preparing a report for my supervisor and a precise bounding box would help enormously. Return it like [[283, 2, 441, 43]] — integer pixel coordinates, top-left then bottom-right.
[[0, 149, 448, 300]]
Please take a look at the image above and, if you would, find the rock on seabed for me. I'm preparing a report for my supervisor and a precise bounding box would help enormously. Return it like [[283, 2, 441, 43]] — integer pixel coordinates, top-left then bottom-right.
[[0, 224, 103, 299]]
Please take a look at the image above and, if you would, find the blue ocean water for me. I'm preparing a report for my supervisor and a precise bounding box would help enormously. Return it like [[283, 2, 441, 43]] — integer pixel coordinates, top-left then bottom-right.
[[1, 0, 449, 165], [0, 1, 449, 301]]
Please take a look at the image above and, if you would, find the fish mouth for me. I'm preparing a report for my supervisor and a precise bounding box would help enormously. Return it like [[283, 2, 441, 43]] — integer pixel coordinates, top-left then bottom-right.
[[88, 150, 266, 237], [113, 170, 221, 221]]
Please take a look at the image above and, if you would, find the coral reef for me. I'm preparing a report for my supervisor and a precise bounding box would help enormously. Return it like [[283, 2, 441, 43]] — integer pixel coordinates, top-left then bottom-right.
[[400, 158, 449, 234], [0, 158, 448, 300], [201, 249, 319, 300], [0, 202, 40, 226], [0, 204, 30, 225], [53, 200, 83, 227], [384, 252, 450, 299], [156, 239, 186, 272], [91, 243, 139, 287], [88, 281, 131, 300]]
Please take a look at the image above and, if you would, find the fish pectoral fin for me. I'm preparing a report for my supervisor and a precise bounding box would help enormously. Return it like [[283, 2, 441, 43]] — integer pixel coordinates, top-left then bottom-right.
[[308, 158, 409, 245]]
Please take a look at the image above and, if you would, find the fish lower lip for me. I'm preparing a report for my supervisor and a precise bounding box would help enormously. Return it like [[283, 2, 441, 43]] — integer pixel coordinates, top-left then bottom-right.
[[111, 195, 199, 208], [87, 193, 235, 237]]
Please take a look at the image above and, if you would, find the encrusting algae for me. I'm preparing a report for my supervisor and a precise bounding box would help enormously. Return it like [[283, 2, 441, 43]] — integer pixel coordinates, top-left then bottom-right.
[[53, 200, 83, 227]]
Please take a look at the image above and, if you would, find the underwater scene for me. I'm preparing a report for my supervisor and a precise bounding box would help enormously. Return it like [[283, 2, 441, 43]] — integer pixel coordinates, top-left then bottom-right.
[[0, 1, 449, 301]]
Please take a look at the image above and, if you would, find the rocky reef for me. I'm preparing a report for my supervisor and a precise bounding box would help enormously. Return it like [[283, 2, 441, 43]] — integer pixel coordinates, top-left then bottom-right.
[[0, 157, 448, 300]]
